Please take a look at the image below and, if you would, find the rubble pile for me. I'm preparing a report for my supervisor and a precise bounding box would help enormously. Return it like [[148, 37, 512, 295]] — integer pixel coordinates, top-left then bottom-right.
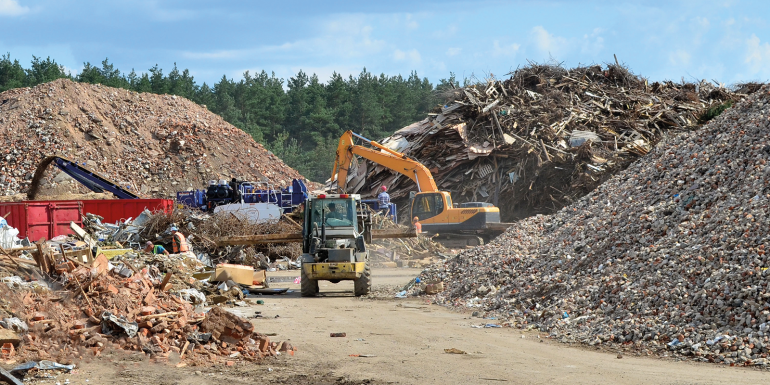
[[0, 79, 305, 198], [419, 84, 770, 365], [346, 62, 753, 221], [0, 261, 288, 366]]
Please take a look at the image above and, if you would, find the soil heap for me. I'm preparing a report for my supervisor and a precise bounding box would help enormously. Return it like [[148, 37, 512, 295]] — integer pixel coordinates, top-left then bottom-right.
[[420, 84, 770, 366], [0, 79, 304, 198]]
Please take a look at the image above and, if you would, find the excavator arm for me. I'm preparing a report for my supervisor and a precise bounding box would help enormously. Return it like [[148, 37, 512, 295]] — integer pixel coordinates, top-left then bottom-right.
[[332, 131, 438, 193]]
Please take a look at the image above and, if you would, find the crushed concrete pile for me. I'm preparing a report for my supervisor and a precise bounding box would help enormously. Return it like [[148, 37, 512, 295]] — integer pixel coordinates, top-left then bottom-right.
[[0, 79, 304, 198], [419, 85, 770, 366], [344, 62, 756, 222]]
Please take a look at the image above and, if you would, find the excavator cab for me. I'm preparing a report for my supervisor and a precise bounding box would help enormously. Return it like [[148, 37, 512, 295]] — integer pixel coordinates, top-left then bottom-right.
[[411, 192, 447, 221]]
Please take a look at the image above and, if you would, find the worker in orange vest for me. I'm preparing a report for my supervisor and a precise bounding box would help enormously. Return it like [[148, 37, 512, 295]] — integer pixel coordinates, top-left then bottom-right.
[[171, 226, 190, 254], [412, 217, 422, 233]]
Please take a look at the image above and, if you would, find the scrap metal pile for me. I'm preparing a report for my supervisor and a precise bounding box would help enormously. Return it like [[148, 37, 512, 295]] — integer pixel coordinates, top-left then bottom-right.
[[348, 62, 749, 221], [419, 85, 770, 366]]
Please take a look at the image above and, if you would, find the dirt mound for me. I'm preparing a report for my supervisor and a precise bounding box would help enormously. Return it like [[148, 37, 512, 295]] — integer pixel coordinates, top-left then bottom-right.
[[419, 85, 770, 365], [0, 79, 305, 198], [344, 63, 748, 222]]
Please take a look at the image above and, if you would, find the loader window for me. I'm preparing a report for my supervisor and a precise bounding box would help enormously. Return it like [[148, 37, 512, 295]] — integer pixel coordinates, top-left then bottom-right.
[[311, 199, 356, 228]]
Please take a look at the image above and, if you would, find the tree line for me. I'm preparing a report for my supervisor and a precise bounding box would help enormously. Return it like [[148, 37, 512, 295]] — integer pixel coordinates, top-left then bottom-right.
[[0, 54, 461, 182]]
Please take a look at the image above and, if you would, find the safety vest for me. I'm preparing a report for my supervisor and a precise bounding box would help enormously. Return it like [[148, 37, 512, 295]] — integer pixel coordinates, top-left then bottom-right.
[[173, 232, 189, 253]]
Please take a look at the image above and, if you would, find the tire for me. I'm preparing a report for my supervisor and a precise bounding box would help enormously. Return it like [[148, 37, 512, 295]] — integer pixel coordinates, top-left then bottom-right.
[[300, 266, 318, 297], [353, 264, 371, 296]]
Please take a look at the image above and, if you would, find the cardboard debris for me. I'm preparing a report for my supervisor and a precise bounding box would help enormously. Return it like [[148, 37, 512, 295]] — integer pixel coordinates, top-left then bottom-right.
[[214, 264, 255, 286]]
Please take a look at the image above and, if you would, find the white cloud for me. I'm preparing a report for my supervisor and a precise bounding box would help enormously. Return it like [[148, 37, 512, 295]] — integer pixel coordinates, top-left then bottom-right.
[[182, 15, 387, 61], [446, 47, 462, 56], [745, 34, 770, 75], [531, 26, 568, 56], [492, 40, 520, 57], [0, 0, 29, 16], [581, 28, 605, 55], [669, 49, 691, 66], [393, 48, 422, 65], [432, 24, 458, 39], [404, 13, 419, 30]]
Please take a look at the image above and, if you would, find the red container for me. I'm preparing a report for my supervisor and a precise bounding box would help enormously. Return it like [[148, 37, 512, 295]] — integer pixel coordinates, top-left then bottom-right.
[[0, 201, 83, 241], [0, 199, 173, 240], [82, 199, 174, 224]]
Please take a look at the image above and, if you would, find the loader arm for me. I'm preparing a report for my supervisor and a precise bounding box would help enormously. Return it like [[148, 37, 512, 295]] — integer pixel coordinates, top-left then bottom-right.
[[332, 130, 438, 193]]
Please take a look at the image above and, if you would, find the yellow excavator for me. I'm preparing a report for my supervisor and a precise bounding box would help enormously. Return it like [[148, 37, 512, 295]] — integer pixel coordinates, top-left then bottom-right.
[[331, 131, 510, 246]]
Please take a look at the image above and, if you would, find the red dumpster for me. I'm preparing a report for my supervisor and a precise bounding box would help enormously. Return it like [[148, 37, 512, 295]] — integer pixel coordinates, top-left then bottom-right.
[[82, 199, 173, 224], [0, 201, 83, 241], [0, 199, 173, 240]]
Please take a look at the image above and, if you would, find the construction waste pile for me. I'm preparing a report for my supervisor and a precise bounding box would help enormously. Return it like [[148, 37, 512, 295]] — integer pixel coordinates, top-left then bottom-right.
[[345, 62, 753, 221], [0, 79, 304, 198], [134, 208, 302, 265], [0, 209, 297, 374], [367, 211, 448, 268], [418, 84, 770, 366]]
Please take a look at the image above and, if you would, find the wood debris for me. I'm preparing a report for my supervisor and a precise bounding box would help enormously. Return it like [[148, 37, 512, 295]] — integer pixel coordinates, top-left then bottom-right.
[[344, 62, 754, 221]]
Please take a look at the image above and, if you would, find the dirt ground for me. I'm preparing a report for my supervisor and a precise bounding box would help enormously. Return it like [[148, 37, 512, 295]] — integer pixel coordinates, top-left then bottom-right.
[[9, 268, 770, 384]]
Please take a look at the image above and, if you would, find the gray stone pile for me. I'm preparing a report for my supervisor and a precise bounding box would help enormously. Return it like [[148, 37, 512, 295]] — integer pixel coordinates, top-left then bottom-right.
[[420, 84, 770, 366]]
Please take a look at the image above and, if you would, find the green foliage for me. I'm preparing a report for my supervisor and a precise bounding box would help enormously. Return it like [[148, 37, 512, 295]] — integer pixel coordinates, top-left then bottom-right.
[[698, 100, 733, 124], [0, 53, 440, 182]]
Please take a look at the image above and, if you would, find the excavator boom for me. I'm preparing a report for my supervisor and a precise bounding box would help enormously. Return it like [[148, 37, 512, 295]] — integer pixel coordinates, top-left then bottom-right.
[[332, 131, 437, 193]]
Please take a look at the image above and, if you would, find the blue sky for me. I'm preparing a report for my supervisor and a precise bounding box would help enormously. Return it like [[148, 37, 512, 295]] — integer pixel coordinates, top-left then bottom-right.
[[1, 0, 769, 86]]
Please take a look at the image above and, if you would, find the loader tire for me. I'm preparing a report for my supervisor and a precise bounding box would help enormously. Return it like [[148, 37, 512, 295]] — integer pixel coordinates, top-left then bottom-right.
[[354, 264, 371, 296], [300, 267, 318, 297]]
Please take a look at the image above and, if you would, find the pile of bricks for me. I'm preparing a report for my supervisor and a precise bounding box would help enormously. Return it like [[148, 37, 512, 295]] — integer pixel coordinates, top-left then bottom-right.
[[0, 79, 306, 198], [0, 255, 292, 366]]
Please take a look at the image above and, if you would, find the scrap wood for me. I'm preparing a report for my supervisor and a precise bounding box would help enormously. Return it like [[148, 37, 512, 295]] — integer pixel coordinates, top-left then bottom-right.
[[340, 61, 750, 222], [0, 246, 23, 269]]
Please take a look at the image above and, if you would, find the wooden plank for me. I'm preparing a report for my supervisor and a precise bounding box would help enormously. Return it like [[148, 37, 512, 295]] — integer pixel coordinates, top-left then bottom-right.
[[214, 232, 304, 246], [371, 228, 418, 239], [214, 228, 417, 246]]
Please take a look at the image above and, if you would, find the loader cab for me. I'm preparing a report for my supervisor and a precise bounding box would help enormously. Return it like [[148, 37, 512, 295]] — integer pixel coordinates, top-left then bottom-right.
[[303, 194, 362, 250], [411, 192, 452, 221], [309, 197, 357, 232]]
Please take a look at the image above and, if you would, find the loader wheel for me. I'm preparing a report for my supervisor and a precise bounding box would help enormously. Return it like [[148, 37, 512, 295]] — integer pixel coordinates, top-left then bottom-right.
[[300, 267, 318, 297], [353, 264, 371, 296]]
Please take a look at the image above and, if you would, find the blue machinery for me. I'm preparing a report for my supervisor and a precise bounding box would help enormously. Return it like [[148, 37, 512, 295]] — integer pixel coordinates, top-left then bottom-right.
[[176, 179, 309, 214]]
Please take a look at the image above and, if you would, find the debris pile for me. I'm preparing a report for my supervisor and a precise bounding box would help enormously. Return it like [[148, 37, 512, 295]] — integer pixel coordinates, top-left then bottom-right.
[[137, 208, 302, 263], [0, 226, 293, 368], [419, 84, 770, 366], [345, 62, 752, 221], [367, 211, 448, 267], [0, 79, 305, 198], [0, 262, 288, 366]]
